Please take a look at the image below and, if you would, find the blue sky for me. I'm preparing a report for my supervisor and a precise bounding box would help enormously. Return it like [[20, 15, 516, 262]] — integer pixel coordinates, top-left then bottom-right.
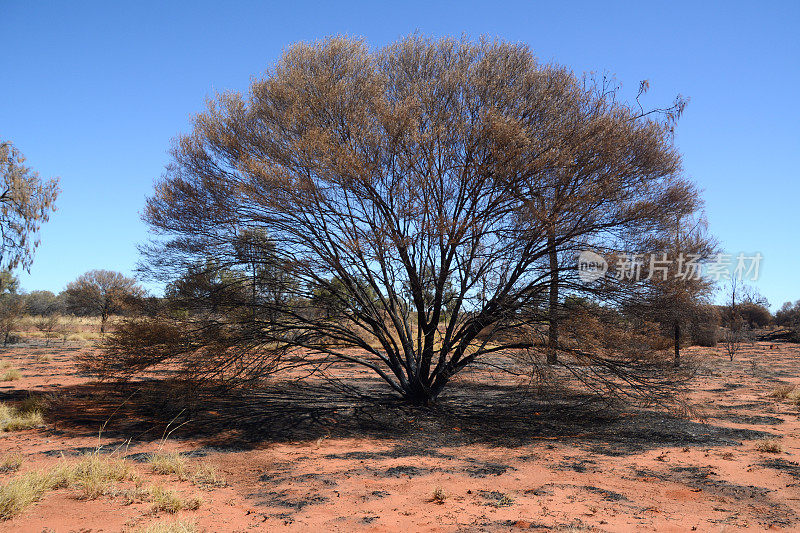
[[1, 1, 798, 308]]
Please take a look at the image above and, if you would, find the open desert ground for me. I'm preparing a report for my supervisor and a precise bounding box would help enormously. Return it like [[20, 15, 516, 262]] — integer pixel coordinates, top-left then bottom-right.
[[0, 340, 798, 532]]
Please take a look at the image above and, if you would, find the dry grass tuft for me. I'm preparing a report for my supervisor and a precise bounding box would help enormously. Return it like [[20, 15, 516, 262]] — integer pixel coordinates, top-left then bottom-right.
[[0, 369, 21, 381], [18, 395, 48, 415], [429, 487, 447, 504], [148, 452, 189, 481], [0, 455, 22, 473], [69, 454, 139, 500], [149, 485, 202, 514], [0, 470, 58, 519], [755, 438, 783, 454], [787, 389, 800, 406], [191, 463, 226, 488], [119, 484, 151, 505], [770, 384, 797, 399], [0, 453, 139, 519], [0, 403, 43, 432]]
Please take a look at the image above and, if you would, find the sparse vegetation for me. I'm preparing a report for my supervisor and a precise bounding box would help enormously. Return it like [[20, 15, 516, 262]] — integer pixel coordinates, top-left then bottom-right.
[[0, 453, 207, 520], [770, 384, 797, 399], [0, 402, 43, 432], [788, 389, 800, 406], [0, 469, 59, 519], [0, 19, 797, 532], [149, 485, 202, 514], [0, 454, 22, 473], [191, 463, 226, 488], [0, 368, 20, 381], [69, 454, 139, 500], [755, 439, 783, 454], [429, 487, 447, 504], [148, 452, 189, 481]]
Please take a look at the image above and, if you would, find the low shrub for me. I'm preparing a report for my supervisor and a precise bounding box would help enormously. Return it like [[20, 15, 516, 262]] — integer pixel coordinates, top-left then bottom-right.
[[755, 439, 783, 454]]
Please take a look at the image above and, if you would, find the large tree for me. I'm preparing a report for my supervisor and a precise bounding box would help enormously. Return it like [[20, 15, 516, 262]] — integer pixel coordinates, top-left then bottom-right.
[[106, 36, 703, 404], [0, 141, 59, 272]]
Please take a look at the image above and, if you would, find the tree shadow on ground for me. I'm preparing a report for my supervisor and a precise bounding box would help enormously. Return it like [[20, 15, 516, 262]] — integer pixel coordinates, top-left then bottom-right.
[[29, 374, 774, 456]]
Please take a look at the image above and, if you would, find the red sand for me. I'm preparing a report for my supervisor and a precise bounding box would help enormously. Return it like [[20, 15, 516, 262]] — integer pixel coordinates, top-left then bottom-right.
[[0, 341, 798, 532]]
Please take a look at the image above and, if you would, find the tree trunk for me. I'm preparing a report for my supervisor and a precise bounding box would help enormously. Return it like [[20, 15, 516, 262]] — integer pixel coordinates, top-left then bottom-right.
[[673, 321, 680, 367], [547, 233, 558, 365]]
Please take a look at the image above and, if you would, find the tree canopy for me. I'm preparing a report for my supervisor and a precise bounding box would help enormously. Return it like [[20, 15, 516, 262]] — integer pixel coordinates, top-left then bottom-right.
[[0, 140, 59, 272]]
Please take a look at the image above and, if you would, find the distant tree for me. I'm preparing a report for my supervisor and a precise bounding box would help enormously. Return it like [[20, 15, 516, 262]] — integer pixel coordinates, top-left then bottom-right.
[[234, 228, 299, 323], [64, 270, 145, 333], [0, 269, 20, 295], [311, 276, 380, 319], [165, 261, 248, 315], [0, 141, 59, 272], [775, 300, 800, 329], [0, 270, 23, 344], [722, 279, 767, 360], [99, 36, 702, 405], [738, 301, 771, 329], [24, 290, 64, 316]]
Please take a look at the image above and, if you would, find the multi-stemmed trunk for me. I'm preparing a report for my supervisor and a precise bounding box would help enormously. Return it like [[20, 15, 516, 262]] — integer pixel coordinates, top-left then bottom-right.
[[547, 232, 559, 365]]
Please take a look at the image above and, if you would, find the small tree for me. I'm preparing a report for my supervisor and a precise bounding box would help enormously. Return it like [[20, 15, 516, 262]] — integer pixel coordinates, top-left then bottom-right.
[[64, 270, 145, 333], [723, 277, 743, 360], [623, 210, 716, 366], [0, 141, 59, 272], [35, 315, 60, 346], [0, 270, 23, 344], [722, 278, 768, 360]]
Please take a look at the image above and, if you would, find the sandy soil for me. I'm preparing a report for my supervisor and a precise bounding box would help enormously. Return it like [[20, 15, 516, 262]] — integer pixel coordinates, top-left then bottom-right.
[[0, 340, 798, 532]]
